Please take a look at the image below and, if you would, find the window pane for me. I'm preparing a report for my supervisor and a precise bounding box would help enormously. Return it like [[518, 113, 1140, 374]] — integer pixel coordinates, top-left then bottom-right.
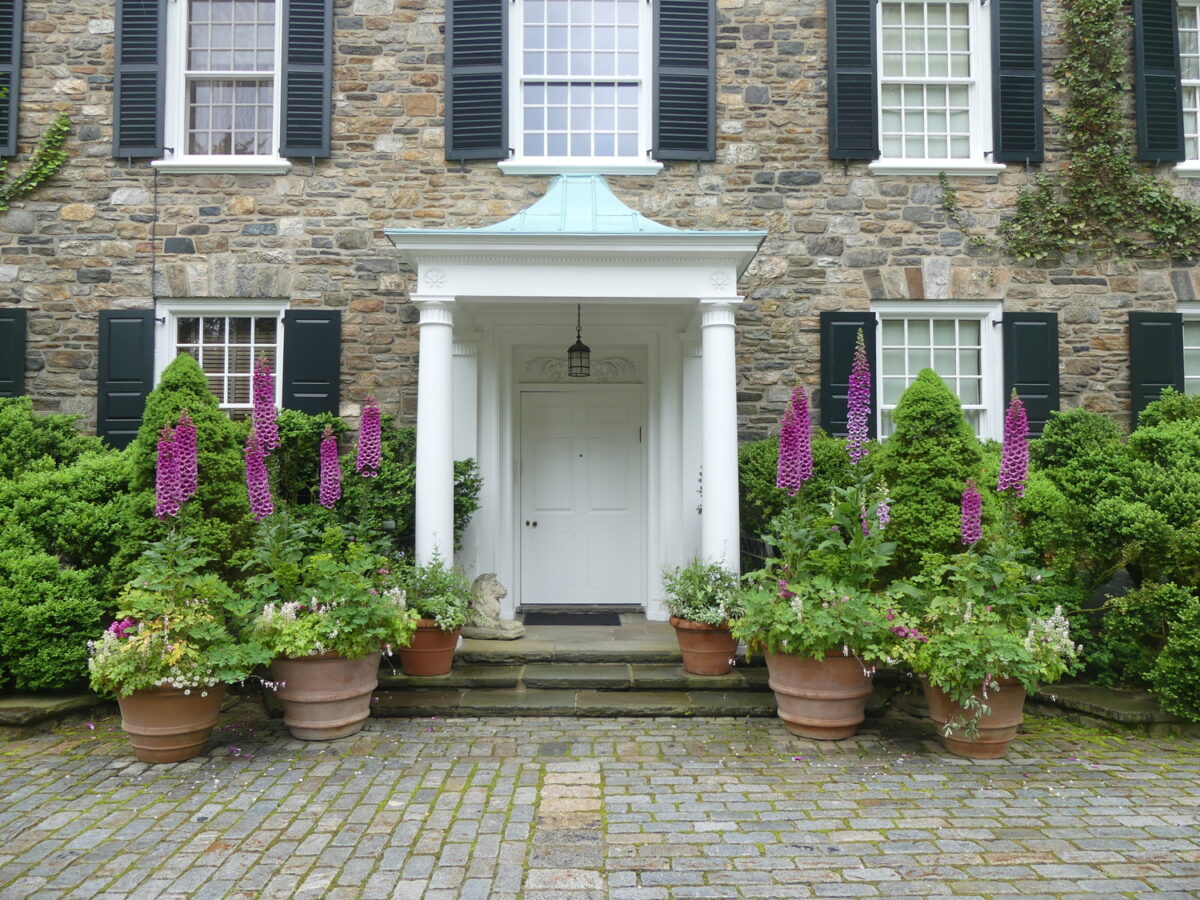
[[959, 378, 981, 405], [934, 348, 957, 373], [882, 377, 906, 404], [202, 317, 226, 343], [230, 317, 253, 344], [907, 319, 930, 345], [909, 347, 931, 371], [177, 317, 200, 345], [959, 349, 980, 375], [881, 319, 905, 344], [959, 319, 980, 344], [882, 348, 905, 376]]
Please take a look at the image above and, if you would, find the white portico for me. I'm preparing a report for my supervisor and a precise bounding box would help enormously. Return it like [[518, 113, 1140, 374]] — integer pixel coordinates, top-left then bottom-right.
[[386, 175, 764, 619]]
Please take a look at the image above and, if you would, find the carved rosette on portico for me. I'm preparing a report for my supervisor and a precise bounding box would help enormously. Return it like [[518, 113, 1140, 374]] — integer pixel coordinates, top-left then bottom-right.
[[522, 355, 640, 383]]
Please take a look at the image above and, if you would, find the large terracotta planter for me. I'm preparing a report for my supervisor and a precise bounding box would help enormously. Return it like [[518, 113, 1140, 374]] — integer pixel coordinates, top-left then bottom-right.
[[923, 677, 1026, 759], [117, 684, 226, 763], [670, 616, 737, 676], [396, 619, 460, 676], [271, 651, 380, 740], [765, 651, 874, 740]]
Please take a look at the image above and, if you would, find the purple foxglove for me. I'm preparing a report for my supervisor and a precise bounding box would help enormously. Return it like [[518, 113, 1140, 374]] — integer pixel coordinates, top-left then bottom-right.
[[846, 329, 871, 465], [252, 357, 279, 456], [245, 429, 274, 521], [174, 409, 198, 506], [154, 425, 181, 520], [960, 478, 982, 546], [318, 426, 342, 509], [997, 391, 1029, 498], [876, 483, 891, 530], [356, 397, 382, 478], [776, 386, 813, 496]]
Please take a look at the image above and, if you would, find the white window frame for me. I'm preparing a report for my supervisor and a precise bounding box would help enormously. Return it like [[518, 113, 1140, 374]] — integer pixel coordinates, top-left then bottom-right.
[[869, 0, 1005, 177], [498, 0, 662, 175], [1176, 0, 1200, 177], [872, 301, 1004, 441], [155, 299, 289, 410], [1181, 303, 1200, 394], [153, 0, 292, 175]]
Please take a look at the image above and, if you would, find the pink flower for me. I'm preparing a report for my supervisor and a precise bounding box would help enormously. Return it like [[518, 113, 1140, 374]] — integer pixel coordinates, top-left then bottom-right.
[[960, 478, 982, 546], [154, 425, 181, 519], [356, 397, 382, 478], [318, 426, 341, 509], [778, 579, 796, 600], [174, 409, 198, 506], [846, 329, 871, 465], [245, 429, 274, 521], [252, 357, 279, 456], [776, 385, 813, 496], [997, 392, 1029, 498], [106, 618, 137, 639]]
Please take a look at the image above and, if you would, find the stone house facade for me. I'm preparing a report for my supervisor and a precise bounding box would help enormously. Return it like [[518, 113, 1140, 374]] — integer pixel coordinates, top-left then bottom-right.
[[0, 0, 1197, 615]]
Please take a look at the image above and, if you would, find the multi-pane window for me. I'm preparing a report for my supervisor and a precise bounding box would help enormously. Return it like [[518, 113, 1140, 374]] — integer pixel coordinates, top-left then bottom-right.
[[1180, 2, 1200, 159], [878, 0, 981, 161], [176, 315, 279, 411], [515, 0, 647, 161], [878, 313, 998, 437], [186, 0, 276, 155], [1185, 319, 1200, 395]]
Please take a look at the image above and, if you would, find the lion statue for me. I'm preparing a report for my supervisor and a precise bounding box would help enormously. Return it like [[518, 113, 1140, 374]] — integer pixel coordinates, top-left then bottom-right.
[[461, 573, 525, 640]]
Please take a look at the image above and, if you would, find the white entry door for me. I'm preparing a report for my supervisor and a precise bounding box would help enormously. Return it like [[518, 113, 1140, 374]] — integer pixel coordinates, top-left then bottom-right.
[[519, 389, 645, 607]]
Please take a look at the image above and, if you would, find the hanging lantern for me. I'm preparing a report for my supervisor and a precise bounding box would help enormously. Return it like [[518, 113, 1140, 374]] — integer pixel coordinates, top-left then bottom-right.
[[567, 303, 590, 377]]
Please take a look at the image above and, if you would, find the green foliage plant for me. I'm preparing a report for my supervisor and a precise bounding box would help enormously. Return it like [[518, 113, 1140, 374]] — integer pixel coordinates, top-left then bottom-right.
[[942, 0, 1200, 259], [124, 354, 252, 579], [0, 396, 103, 480], [242, 515, 419, 660], [87, 533, 270, 697], [0, 111, 70, 216], [1151, 596, 1200, 722], [732, 481, 901, 662], [898, 539, 1081, 734], [390, 555, 474, 631], [0, 543, 104, 691], [661, 560, 743, 626], [874, 369, 983, 576]]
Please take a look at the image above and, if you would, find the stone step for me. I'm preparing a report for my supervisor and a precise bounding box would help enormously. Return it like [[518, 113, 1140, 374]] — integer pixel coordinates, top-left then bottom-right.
[[372, 687, 778, 718], [376, 662, 771, 693]]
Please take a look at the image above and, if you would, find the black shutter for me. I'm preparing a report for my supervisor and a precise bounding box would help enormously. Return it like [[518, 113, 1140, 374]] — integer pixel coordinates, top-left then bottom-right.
[[0, 307, 25, 397], [97, 309, 154, 448], [828, 0, 878, 160], [992, 0, 1043, 164], [282, 309, 340, 415], [1134, 0, 1184, 162], [653, 0, 715, 161], [113, 0, 165, 158], [280, 0, 332, 158], [1129, 311, 1185, 424], [819, 311, 877, 437], [1002, 312, 1058, 436], [0, 0, 23, 158], [446, 0, 507, 161]]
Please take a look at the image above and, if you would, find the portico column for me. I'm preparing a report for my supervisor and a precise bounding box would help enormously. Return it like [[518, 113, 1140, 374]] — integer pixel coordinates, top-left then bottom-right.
[[699, 299, 742, 572], [413, 295, 455, 565]]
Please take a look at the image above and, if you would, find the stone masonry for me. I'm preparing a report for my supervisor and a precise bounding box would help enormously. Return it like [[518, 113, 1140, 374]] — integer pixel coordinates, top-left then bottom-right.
[[4, 0, 1199, 433]]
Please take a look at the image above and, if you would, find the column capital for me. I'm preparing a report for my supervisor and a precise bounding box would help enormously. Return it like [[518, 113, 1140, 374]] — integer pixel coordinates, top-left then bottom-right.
[[412, 295, 455, 326], [698, 298, 742, 329]]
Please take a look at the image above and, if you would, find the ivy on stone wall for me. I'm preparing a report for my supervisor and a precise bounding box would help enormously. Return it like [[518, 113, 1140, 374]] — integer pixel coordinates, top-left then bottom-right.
[[945, 0, 1200, 259], [0, 112, 70, 216]]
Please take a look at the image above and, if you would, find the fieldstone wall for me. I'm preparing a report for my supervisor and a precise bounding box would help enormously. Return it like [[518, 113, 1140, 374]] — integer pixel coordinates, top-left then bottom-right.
[[4, 0, 1197, 432]]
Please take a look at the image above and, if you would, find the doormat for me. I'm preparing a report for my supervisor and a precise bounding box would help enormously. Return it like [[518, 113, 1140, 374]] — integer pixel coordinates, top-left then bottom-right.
[[522, 611, 622, 626]]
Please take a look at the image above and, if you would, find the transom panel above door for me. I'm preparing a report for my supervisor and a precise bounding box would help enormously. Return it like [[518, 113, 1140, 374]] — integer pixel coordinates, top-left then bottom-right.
[[519, 388, 645, 608]]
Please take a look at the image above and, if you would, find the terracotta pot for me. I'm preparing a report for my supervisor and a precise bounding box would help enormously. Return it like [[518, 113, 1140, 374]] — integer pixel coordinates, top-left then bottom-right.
[[117, 684, 226, 763], [271, 651, 381, 741], [669, 616, 737, 676], [397, 619, 461, 676], [764, 651, 874, 740], [923, 677, 1026, 759]]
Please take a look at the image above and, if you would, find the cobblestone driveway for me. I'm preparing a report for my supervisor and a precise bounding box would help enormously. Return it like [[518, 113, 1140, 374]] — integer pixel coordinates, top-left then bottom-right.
[[1, 698, 1198, 899]]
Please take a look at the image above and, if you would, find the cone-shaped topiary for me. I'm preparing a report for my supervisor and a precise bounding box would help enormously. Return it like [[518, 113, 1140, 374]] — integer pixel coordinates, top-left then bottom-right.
[[874, 369, 982, 577], [122, 354, 252, 579]]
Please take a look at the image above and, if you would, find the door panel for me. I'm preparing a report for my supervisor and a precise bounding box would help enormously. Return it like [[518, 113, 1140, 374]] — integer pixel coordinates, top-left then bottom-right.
[[520, 390, 644, 607]]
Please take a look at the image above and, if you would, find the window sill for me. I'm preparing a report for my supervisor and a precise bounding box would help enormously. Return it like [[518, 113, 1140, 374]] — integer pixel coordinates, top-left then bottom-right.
[[868, 160, 1007, 177], [1173, 162, 1200, 178], [498, 159, 664, 176], [151, 158, 293, 175]]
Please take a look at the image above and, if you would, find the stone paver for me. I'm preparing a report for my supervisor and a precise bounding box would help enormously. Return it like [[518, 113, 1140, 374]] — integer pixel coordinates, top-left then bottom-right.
[[1, 697, 1198, 899]]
